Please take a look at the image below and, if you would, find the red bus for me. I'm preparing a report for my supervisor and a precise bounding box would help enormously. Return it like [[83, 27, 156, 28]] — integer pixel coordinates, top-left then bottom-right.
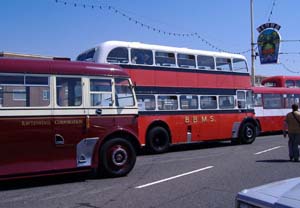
[[261, 75, 300, 88], [0, 55, 140, 180], [252, 86, 300, 134], [77, 41, 257, 153]]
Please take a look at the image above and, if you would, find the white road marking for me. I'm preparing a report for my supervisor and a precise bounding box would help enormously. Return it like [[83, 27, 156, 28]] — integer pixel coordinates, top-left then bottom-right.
[[135, 166, 214, 189], [254, 146, 282, 155]]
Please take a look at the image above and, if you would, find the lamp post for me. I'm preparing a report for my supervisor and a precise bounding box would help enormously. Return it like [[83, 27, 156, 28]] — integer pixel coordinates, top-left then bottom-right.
[[250, 0, 256, 86]]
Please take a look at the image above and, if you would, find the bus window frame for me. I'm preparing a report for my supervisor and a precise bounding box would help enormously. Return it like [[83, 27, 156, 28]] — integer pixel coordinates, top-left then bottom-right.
[[55, 76, 83, 108], [0, 73, 51, 108]]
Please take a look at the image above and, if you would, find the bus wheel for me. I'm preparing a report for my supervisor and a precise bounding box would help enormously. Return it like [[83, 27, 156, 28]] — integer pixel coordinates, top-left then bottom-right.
[[239, 123, 256, 144], [99, 138, 136, 177], [146, 127, 170, 154]]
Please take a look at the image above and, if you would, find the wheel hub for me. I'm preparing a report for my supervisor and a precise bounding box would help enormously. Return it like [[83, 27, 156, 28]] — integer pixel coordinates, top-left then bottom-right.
[[112, 147, 128, 166]]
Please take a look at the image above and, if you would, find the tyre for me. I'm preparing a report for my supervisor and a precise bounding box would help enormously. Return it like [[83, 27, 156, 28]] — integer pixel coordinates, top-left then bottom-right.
[[239, 122, 256, 144], [146, 126, 170, 154], [98, 138, 136, 177]]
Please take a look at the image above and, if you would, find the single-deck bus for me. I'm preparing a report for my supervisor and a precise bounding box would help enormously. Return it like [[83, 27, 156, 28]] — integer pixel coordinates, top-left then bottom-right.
[[252, 86, 300, 134], [0, 55, 140, 180], [77, 41, 257, 153]]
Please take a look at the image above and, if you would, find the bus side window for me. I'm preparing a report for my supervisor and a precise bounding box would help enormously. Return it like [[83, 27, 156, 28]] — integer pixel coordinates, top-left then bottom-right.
[[263, 94, 283, 109], [200, 96, 217, 109], [56, 77, 82, 107], [0, 74, 50, 107], [286, 80, 294, 88], [155, 51, 176, 67], [157, 95, 178, 110], [77, 48, 95, 62], [180, 95, 198, 110], [115, 78, 135, 107], [216, 57, 232, 71], [90, 79, 112, 107], [237, 91, 246, 108], [177, 54, 196, 69], [131, 49, 153, 65], [219, 95, 234, 109], [232, 59, 248, 73], [107, 47, 129, 64], [197, 55, 214, 70], [137, 95, 155, 111]]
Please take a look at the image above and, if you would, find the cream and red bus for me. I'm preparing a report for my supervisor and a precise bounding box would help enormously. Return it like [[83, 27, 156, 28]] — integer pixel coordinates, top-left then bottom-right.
[[0, 55, 139, 180], [77, 41, 257, 153], [253, 76, 300, 134]]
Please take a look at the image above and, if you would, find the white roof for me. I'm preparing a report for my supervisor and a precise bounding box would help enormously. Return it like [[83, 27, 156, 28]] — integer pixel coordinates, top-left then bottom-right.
[[96, 40, 246, 59]]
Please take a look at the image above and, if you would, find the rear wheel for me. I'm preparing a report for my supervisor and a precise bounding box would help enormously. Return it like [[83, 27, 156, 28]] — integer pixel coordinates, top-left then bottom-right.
[[146, 126, 170, 154], [98, 138, 136, 177], [239, 123, 256, 144]]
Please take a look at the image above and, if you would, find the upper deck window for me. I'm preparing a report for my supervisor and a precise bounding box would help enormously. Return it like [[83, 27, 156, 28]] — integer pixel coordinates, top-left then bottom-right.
[[131, 49, 153, 65], [56, 77, 82, 107], [177, 54, 196, 69], [232, 59, 248, 73], [295, 81, 300, 88], [0, 74, 50, 107], [77, 48, 96, 62], [197, 55, 214, 70], [285, 80, 294, 88], [216, 57, 232, 71], [107, 47, 129, 64], [155, 51, 176, 67], [263, 81, 277, 87]]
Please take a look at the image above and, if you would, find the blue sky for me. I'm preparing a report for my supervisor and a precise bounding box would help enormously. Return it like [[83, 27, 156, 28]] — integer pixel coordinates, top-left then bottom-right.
[[1, 0, 300, 76]]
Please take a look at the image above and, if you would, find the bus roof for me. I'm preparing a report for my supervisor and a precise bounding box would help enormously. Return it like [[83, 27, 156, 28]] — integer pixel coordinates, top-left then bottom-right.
[[0, 57, 129, 77], [90, 40, 247, 59], [261, 76, 300, 85], [252, 86, 300, 94], [0, 51, 70, 60]]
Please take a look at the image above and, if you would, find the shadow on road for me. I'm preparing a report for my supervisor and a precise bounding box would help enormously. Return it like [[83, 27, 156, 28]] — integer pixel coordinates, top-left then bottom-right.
[[256, 159, 291, 163], [138, 140, 233, 155], [0, 173, 87, 191]]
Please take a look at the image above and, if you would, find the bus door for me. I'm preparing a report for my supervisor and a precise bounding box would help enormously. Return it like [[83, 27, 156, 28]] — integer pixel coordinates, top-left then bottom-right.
[[52, 77, 87, 170], [0, 74, 54, 176]]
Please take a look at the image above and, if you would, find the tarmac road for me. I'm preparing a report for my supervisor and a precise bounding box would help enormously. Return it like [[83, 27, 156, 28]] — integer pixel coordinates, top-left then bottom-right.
[[1, 134, 299, 208]]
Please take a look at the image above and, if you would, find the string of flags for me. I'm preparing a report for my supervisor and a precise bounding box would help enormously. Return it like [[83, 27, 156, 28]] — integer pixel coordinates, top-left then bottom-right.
[[54, 0, 251, 54]]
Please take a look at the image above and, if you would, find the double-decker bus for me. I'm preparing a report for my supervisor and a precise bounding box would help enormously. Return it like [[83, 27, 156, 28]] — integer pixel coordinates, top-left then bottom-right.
[[262, 75, 300, 88], [0, 55, 140, 180], [77, 41, 257, 153]]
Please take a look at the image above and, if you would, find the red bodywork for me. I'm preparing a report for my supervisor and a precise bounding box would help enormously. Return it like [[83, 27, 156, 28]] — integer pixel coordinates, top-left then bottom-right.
[[124, 65, 253, 146], [0, 58, 138, 180], [252, 86, 300, 133]]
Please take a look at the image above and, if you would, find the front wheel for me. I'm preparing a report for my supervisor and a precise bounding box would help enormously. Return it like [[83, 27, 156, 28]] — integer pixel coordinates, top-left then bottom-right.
[[239, 123, 256, 144], [98, 138, 136, 177]]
